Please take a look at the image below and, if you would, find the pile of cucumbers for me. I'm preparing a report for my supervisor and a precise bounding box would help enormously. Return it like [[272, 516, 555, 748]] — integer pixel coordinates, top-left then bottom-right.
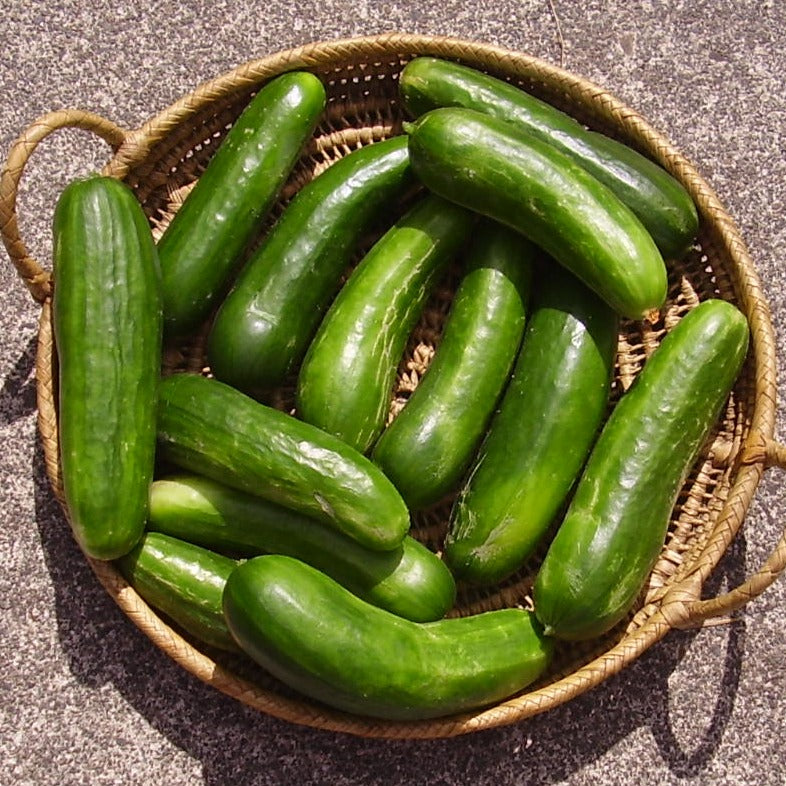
[[51, 57, 750, 721]]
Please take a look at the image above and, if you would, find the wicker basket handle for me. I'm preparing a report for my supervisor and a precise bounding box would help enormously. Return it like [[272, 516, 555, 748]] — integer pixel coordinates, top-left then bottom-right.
[[0, 109, 127, 303], [669, 435, 786, 628]]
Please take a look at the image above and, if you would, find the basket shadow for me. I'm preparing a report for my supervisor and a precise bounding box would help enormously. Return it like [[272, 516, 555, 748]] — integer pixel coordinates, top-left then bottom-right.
[[0, 331, 38, 426], [32, 436, 746, 785]]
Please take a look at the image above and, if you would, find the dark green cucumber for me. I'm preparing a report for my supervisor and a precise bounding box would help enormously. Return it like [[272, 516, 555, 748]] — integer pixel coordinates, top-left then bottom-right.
[[399, 57, 698, 259], [157, 71, 326, 338], [156, 373, 409, 551], [444, 264, 618, 585], [207, 136, 415, 395], [372, 221, 534, 509], [533, 299, 750, 641], [52, 175, 162, 560], [296, 193, 473, 453], [116, 532, 238, 652], [148, 473, 455, 621], [223, 554, 553, 720], [405, 107, 668, 321]]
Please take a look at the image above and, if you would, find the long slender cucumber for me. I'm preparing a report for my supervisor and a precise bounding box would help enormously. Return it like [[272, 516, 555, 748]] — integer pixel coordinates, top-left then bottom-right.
[[533, 299, 750, 641]]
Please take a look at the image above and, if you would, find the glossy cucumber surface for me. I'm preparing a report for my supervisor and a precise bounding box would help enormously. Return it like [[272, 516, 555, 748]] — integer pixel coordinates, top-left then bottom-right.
[[116, 531, 238, 652], [207, 136, 414, 395], [156, 373, 410, 551], [52, 175, 162, 560], [444, 264, 618, 585], [372, 221, 534, 509], [399, 57, 698, 259], [405, 107, 668, 321], [148, 473, 455, 621], [157, 71, 326, 338], [222, 554, 554, 720], [296, 193, 474, 453], [533, 299, 750, 641]]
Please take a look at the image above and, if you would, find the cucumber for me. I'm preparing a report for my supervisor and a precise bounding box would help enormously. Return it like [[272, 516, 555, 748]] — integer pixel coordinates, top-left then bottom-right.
[[404, 107, 668, 321], [444, 263, 618, 585], [156, 373, 410, 551], [207, 136, 415, 395], [399, 57, 698, 259], [148, 473, 455, 622], [157, 71, 326, 338], [222, 554, 554, 720], [296, 193, 474, 454], [372, 221, 534, 509], [116, 532, 238, 652], [533, 299, 750, 641], [52, 175, 162, 560]]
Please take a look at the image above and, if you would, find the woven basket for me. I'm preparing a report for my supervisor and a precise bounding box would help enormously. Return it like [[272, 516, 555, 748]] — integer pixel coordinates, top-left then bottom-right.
[[3, 33, 786, 740]]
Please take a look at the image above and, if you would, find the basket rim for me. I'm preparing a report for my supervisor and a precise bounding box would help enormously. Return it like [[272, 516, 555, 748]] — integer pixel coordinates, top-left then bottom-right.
[[28, 33, 783, 739]]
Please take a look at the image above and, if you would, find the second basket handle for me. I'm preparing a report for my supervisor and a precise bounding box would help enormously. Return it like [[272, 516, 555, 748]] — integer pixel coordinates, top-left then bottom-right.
[[0, 109, 127, 303]]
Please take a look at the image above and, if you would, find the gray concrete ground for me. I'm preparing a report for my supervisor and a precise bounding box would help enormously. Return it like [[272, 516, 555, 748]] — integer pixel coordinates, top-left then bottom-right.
[[1, 1, 785, 784]]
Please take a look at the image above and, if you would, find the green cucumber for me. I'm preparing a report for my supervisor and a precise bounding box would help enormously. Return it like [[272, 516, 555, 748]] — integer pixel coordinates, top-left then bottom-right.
[[157, 71, 326, 338], [372, 221, 534, 509], [52, 175, 162, 560], [444, 264, 618, 585], [222, 554, 553, 720], [405, 107, 668, 321], [116, 531, 238, 652], [148, 473, 455, 622], [399, 57, 698, 259], [156, 373, 410, 551], [533, 299, 749, 641], [207, 136, 415, 395], [296, 193, 474, 453]]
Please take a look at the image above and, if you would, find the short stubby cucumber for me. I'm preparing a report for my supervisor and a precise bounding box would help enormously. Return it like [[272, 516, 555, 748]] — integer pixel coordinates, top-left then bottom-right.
[[207, 136, 414, 395], [445, 263, 618, 585], [157, 71, 326, 338], [372, 221, 535, 509], [533, 299, 750, 641], [296, 193, 474, 453], [148, 473, 455, 622], [116, 531, 238, 652], [52, 175, 162, 561], [222, 554, 554, 720], [156, 373, 410, 551], [399, 57, 698, 259], [405, 107, 668, 321]]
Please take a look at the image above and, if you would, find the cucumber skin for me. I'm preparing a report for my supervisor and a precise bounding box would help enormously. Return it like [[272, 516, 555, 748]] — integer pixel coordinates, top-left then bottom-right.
[[155, 373, 410, 552], [372, 221, 535, 510], [207, 136, 415, 395], [296, 193, 474, 454], [52, 176, 162, 561], [157, 71, 326, 339], [148, 474, 455, 622], [405, 107, 668, 321], [399, 57, 698, 259], [533, 299, 750, 641], [222, 554, 554, 721], [445, 264, 618, 586], [116, 532, 238, 652]]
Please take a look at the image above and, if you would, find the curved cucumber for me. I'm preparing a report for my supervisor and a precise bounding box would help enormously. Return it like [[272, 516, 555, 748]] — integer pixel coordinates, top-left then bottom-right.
[[52, 175, 162, 560], [156, 373, 410, 551], [207, 136, 414, 395], [444, 264, 618, 585], [157, 71, 326, 338], [399, 57, 698, 259], [372, 221, 534, 509], [533, 299, 750, 641], [296, 193, 474, 453], [116, 532, 238, 652], [148, 473, 455, 621], [223, 554, 553, 720], [405, 107, 668, 321]]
